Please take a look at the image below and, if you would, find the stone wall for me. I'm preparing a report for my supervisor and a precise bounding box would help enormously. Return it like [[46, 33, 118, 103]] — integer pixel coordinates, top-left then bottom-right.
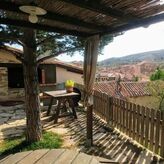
[[0, 67, 8, 97], [0, 104, 26, 140], [8, 88, 25, 99], [0, 67, 25, 100]]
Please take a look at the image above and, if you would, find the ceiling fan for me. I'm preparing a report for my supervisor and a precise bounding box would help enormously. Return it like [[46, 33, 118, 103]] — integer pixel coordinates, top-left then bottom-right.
[[19, 2, 47, 23]]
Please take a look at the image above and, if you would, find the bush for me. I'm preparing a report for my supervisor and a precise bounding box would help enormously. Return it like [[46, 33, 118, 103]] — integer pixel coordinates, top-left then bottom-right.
[[150, 68, 164, 81]]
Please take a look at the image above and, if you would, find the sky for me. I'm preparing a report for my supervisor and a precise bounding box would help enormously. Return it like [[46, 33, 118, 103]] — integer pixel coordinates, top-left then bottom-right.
[[57, 21, 164, 62], [11, 20, 164, 62]]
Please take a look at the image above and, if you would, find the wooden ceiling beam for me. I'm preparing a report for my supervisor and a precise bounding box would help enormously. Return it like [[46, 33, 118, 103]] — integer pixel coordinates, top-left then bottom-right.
[[99, 13, 164, 36], [59, 0, 136, 21], [0, 1, 108, 31], [0, 18, 90, 37]]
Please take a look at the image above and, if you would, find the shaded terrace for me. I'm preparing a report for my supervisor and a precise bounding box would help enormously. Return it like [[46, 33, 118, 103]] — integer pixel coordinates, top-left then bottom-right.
[[42, 108, 163, 163], [1, 0, 164, 163]]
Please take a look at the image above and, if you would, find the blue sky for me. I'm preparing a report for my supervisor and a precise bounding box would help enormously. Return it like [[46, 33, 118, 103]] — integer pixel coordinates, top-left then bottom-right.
[[57, 21, 164, 62]]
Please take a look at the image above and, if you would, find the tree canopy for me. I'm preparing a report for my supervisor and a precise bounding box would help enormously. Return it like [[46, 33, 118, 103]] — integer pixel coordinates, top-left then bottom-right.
[[0, 24, 114, 62], [150, 67, 164, 81], [147, 80, 164, 110], [0, 24, 116, 142], [149, 68, 164, 110]]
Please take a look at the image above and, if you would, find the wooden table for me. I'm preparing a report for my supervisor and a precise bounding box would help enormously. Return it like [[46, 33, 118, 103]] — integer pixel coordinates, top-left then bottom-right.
[[0, 149, 101, 164], [45, 90, 79, 123]]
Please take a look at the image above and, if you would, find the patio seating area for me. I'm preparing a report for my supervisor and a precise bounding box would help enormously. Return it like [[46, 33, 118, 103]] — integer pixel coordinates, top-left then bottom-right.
[[0, 99, 163, 163], [42, 107, 163, 164], [1, 1, 164, 163]]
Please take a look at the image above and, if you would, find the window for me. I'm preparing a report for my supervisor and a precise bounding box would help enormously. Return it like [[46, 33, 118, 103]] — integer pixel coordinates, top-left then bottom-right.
[[8, 67, 24, 88]]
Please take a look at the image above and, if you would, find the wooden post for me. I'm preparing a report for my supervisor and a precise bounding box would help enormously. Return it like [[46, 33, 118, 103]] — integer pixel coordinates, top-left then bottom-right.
[[107, 96, 113, 126], [160, 111, 164, 158], [41, 69, 45, 84], [86, 105, 93, 147]]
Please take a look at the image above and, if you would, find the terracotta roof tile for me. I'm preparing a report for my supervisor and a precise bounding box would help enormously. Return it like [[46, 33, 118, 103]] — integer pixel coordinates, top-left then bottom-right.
[[94, 81, 151, 99]]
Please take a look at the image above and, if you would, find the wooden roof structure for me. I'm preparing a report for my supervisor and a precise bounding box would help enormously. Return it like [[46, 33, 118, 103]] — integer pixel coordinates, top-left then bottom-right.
[[1, 0, 164, 37]]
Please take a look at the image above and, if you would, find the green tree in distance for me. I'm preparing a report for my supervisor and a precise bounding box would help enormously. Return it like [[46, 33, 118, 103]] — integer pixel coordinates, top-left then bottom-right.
[[150, 67, 164, 81], [147, 80, 164, 110], [133, 75, 139, 82]]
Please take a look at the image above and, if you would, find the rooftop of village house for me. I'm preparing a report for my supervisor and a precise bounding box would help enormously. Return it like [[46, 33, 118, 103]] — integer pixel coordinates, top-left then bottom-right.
[[94, 81, 151, 98], [0, 45, 83, 74]]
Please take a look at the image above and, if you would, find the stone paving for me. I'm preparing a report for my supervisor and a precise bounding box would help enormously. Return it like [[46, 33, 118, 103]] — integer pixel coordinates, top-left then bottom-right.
[[0, 104, 26, 140]]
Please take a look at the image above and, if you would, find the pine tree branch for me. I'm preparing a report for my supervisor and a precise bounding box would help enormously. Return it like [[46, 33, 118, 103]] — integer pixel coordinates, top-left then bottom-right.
[[36, 34, 62, 46], [17, 39, 25, 46], [0, 32, 23, 45], [37, 46, 83, 63]]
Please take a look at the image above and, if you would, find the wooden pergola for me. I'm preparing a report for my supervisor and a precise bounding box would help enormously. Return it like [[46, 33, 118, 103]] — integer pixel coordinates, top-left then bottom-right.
[[1, 0, 164, 145], [1, 0, 164, 37]]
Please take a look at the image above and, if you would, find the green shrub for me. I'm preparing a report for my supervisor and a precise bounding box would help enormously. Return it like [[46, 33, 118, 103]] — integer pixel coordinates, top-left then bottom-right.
[[150, 68, 164, 81]]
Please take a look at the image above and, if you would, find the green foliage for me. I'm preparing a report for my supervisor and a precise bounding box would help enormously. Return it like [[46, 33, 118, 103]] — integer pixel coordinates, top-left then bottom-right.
[[99, 34, 113, 54], [0, 25, 114, 57], [133, 76, 139, 82], [147, 80, 164, 110], [150, 67, 164, 81], [0, 131, 62, 156]]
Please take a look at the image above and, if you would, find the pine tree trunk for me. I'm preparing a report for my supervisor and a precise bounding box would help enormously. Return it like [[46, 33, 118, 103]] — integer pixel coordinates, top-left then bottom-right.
[[23, 29, 42, 143]]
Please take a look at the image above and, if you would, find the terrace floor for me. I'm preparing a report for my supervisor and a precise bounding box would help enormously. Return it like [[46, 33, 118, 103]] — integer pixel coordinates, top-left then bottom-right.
[[42, 107, 164, 164]]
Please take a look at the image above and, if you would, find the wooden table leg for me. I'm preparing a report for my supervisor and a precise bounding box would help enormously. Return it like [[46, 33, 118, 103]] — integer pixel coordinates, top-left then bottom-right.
[[54, 100, 61, 123], [68, 98, 77, 119], [47, 97, 54, 116], [61, 99, 67, 113]]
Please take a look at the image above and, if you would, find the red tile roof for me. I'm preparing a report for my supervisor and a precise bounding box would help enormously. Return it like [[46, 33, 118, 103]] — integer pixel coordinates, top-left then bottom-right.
[[121, 82, 150, 97], [94, 81, 151, 99]]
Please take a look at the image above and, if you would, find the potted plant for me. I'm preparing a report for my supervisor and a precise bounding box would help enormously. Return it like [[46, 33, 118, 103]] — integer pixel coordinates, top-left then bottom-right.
[[65, 80, 75, 93]]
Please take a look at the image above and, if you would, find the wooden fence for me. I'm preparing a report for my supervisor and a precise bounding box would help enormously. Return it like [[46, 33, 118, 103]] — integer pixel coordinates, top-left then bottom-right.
[[93, 90, 164, 158]]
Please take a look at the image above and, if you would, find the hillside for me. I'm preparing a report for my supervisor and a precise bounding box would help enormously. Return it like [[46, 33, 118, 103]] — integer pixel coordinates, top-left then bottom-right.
[[99, 49, 164, 66]]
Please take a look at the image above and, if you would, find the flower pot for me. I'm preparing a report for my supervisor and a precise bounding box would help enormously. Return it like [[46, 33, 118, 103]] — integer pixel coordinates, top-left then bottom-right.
[[66, 86, 73, 93]]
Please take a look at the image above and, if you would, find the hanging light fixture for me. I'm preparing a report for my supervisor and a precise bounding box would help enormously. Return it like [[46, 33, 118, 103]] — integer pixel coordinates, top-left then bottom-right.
[[19, 5, 47, 23]]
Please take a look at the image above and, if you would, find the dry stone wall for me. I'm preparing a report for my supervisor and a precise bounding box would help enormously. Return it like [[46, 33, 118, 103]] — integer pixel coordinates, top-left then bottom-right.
[[0, 67, 8, 97], [0, 104, 26, 140], [0, 49, 24, 99], [0, 67, 24, 99]]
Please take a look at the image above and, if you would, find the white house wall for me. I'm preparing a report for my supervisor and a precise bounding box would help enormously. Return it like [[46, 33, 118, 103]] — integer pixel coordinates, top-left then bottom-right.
[[56, 66, 83, 85]]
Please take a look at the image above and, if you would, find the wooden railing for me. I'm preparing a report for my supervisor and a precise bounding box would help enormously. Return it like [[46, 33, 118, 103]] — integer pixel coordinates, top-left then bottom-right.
[[93, 90, 164, 158]]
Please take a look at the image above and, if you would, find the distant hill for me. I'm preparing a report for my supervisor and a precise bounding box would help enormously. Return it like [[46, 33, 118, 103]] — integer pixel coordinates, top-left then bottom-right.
[[99, 49, 164, 66]]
